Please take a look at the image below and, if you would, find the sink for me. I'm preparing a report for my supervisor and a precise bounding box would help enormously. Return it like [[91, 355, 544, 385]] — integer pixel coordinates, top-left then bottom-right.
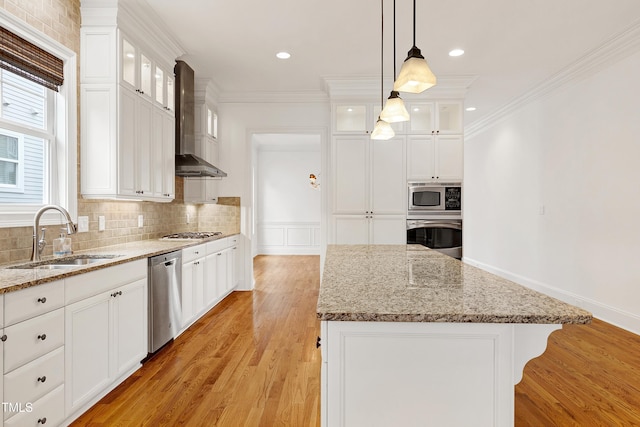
[[7, 255, 122, 270]]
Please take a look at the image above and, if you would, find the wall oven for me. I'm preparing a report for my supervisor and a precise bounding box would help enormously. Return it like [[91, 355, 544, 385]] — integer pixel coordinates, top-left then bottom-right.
[[408, 182, 462, 215], [407, 218, 463, 259]]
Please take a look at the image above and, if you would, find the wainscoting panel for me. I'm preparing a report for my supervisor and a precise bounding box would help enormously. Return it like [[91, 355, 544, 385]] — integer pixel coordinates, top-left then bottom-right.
[[258, 222, 320, 255]]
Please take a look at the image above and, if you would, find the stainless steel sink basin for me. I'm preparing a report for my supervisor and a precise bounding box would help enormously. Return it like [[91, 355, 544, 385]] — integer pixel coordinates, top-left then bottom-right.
[[8, 255, 121, 270]]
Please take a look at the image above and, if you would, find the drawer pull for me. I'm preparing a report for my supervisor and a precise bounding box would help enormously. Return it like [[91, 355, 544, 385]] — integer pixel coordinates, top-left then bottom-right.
[[0, 334, 6, 342], [37, 297, 47, 303], [38, 418, 47, 424], [37, 376, 47, 383], [37, 334, 47, 341]]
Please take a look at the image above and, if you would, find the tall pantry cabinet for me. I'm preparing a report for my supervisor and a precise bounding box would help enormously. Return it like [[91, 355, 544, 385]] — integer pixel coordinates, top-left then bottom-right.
[[327, 79, 468, 245], [79, 0, 183, 202]]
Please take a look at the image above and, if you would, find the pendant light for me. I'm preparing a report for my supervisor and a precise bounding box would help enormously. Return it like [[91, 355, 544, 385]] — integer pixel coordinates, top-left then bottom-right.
[[380, 0, 410, 123], [393, 0, 437, 93], [372, 0, 395, 140]]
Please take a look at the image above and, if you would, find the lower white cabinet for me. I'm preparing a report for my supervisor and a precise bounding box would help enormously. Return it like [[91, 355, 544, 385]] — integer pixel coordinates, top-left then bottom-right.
[[181, 244, 206, 330], [334, 215, 406, 244], [65, 276, 147, 418], [4, 384, 64, 427]]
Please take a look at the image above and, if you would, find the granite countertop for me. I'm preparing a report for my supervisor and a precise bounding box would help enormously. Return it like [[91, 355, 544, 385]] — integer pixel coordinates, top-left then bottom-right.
[[0, 233, 238, 294], [317, 245, 592, 324]]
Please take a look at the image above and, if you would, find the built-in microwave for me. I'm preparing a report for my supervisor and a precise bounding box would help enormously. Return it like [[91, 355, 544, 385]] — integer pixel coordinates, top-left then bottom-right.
[[408, 182, 462, 214]]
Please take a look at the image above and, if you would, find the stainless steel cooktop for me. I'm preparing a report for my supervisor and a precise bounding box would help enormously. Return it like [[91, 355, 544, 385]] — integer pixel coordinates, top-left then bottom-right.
[[160, 231, 222, 241]]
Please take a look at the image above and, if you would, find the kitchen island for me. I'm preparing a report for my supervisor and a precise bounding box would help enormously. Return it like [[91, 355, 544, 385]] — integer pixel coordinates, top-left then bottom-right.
[[317, 245, 591, 427]]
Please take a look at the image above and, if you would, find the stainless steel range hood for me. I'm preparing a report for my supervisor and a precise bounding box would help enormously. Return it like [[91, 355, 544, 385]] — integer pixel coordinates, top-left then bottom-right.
[[174, 60, 227, 178]]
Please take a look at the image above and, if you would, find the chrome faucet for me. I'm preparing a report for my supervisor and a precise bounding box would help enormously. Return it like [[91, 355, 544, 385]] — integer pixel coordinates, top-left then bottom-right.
[[31, 204, 77, 261]]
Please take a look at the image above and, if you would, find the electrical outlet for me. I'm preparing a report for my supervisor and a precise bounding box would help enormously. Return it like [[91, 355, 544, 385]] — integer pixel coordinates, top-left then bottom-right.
[[77, 216, 89, 233], [98, 216, 106, 231], [138, 215, 144, 228], [186, 213, 190, 224]]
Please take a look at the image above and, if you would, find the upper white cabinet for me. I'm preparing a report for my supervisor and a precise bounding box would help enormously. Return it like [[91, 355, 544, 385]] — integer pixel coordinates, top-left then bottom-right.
[[407, 101, 462, 135], [407, 135, 463, 182], [80, 1, 181, 202], [333, 104, 404, 135]]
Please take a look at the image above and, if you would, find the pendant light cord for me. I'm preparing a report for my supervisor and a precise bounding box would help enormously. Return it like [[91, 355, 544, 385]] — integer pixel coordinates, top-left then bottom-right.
[[393, 0, 397, 79], [412, 0, 416, 46], [380, 0, 384, 108]]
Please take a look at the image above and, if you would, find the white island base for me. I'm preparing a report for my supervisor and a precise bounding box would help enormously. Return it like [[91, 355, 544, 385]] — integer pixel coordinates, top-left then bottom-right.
[[320, 320, 560, 427]]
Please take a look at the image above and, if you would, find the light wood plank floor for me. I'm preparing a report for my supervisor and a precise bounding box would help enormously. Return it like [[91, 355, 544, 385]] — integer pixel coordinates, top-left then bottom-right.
[[72, 255, 640, 426]]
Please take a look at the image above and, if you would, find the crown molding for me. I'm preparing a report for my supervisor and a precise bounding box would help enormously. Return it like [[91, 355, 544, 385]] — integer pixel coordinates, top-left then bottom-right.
[[81, 0, 185, 65], [324, 75, 477, 100], [219, 91, 329, 104], [465, 19, 640, 139]]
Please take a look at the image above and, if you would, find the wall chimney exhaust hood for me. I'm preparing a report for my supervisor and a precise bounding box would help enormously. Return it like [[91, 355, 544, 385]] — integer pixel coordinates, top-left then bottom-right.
[[174, 60, 227, 178]]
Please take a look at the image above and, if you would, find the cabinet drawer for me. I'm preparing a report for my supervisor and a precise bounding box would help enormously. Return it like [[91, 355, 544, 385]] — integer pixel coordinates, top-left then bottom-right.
[[4, 308, 64, 373], [65, 259, 147, 304], [206, 238, 227, 254], [183, 244, 206, 263], [4, 346, 64, 419], [4, 280, 64, 327], [4, 384, 64, 427]]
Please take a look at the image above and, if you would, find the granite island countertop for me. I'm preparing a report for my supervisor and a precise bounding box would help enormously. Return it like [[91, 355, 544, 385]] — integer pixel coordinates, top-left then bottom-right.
[[0, 233, 238, 294], [317, 244, 592, 324]]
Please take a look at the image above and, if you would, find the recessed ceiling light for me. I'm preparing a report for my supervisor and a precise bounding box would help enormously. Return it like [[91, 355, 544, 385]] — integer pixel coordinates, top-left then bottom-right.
[[449, 49, 465, 57], [465, 107, 476, 111], [276, 51, 291, 59]]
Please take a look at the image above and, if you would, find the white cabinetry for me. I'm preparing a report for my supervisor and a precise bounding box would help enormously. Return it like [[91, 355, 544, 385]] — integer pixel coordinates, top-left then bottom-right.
[[64, 259, 147, 418], [407, 135, 463, 182], [181, 244, 206, 330], [407, 101, 462, 135], [2, 280, 65, 426], [80, 4, 179, 202], [332, 136, 406, 244]]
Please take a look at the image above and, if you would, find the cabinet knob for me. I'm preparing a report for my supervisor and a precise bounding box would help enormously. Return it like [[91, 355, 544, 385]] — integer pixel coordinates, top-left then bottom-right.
[[37, 334, 47, 341], [37, 297, 47, 303], [38, 418, 47, 424], [38, 376, 47, 383], [1, 334, 7, 342]]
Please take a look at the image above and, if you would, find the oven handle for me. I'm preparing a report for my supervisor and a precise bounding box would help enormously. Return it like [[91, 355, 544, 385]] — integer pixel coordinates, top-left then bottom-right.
[[407, 220, 462, 231]]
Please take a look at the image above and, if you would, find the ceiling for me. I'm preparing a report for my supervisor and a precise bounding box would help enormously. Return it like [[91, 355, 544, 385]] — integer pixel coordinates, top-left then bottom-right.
[[139, 0, 640, 127]]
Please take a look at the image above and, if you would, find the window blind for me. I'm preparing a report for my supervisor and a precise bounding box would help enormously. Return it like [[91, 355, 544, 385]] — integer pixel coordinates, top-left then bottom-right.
[[0, 26, 64, 91]]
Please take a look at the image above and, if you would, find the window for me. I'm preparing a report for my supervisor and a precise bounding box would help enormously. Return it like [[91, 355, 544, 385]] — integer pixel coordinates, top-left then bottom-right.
[[0, 70, 51, 201], [207, 107, 218, 139], [0, 11, 77, 227]]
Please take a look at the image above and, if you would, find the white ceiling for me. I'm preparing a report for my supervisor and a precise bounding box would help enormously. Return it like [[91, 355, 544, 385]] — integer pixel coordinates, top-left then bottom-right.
[[140, 0, 640, 126]]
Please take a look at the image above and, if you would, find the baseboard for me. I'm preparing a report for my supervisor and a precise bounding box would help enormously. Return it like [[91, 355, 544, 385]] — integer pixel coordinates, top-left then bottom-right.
[[463, 257, 640, 336], [257, 247, 320, 255]]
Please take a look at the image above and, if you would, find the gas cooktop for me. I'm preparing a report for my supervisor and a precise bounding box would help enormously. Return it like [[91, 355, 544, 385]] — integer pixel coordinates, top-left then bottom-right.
[[160, 231, 222, 241]]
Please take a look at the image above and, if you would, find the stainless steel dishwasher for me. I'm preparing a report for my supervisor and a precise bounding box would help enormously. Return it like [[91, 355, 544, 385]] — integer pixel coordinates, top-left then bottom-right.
[[148, 250, 182, 354]]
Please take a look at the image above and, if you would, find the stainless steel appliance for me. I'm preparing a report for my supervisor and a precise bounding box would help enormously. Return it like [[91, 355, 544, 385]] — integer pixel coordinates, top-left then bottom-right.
[[160, 231, 222, 241], [407, 218, 463, 259], [148, 250, 182, 354], [408, 182, 462, 216], [174, 60, 227, 178]]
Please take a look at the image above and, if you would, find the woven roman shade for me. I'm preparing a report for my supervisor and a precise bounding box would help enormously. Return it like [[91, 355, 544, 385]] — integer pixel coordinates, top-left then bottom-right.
[[0, 26, 64, 91]]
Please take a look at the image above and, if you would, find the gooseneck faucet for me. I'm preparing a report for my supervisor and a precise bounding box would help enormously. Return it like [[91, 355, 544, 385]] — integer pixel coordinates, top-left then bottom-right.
[[31, 204, 77, 261]]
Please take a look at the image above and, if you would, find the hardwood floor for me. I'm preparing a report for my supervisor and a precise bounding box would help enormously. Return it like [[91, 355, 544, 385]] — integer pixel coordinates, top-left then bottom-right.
[[71, 255, 321, 426], [72, 255, 640, 426], [515, 318, 640, 425]]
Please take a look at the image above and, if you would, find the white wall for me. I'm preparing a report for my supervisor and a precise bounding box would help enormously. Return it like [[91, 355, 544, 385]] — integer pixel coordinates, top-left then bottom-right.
[[257, 138, 321, 254], [216, 101, 329, 288], [464, 49, 640, 334]]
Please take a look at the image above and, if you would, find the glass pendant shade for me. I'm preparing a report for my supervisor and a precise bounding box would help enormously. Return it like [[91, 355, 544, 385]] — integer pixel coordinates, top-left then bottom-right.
[[380, 91, 410, 123], [371, 117, 395, 140], [393, 46, 437, 93]]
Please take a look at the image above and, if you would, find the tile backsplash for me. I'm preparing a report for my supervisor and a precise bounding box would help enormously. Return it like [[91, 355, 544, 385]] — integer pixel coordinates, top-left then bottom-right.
[[0, 1, 241, 265]]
